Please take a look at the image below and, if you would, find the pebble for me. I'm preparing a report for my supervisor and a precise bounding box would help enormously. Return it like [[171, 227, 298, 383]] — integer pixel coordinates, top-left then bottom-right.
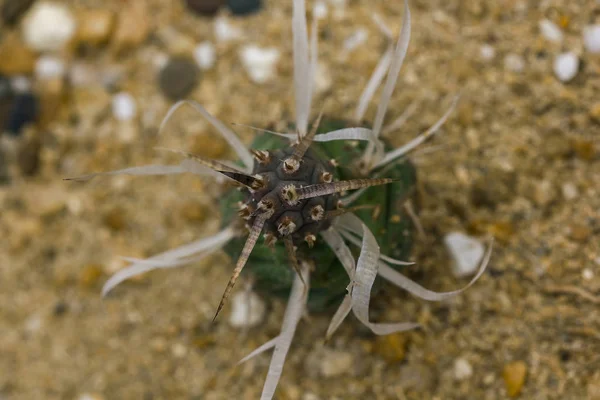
[[228, 290, 266, 328], [553, 52, 579, 82], [79, 264, 104, 288], [538, 19, 563, 43], [22, 2, 77, 52], [583, 25, 600, 54], [0, 31, 37, 75], [112, 92, 137, 122], [1, 0, 36, 26], [374, 333, 406, 363], [444, 232, 485, 278], [314, 62, 332, 93], [180, 201, 207, 222], [35, 55, 66, 80], [214, 16, 242, 42], [5, 93, 39, 135], [112, 0, 150, 53], [343, 29, 368, 52], [240, 45, 280, 84], [582, 268, 594, 281], [480, 44, 496, 61], [319, 350, 354, 377], [185, 0, 224, 16], [76, 9, 115, 46], [503, 360, 527, 397], [158, 57, 200, 100], [532, 180, 557, 207], [78, 393, 104, 400], [454, 358, 474, 380], [193, 41, 216, 70], [313, 1, 328, 19], [17, 135, 41, 176], [504, 53, 525, 73], [561, 182, 578, 201], [569, 223, 591, 242], [228, 0, 262, 16]]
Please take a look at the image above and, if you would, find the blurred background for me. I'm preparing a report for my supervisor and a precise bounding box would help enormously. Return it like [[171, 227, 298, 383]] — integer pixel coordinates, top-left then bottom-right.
[[0, 0, 599, 399]]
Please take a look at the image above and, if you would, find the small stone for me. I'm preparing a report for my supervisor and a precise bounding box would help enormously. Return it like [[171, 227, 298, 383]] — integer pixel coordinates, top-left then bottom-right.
[[583, 25, 600, 54], [444, 232, 485, 278], [538, 19, 563, 43], [582, 268, 594, 281], [314, 62, 332, 93], [112, 0, 150, 53], [228, 290, 266, 328], [480, 44, 495, 61], [5, 93, 39, 136], [569, 223, 591, 242], [35, 55, 66, 80], [227, 0, 262, 16], [111, 92, 137, 122], [158, 57, 200, 100], [214, 16, 242, 42], [503, 361, 527, 397], [172, 343, 188, 358], [504, 53, 525, 73], [76, 9, 115, 46], [572, 139, 596, 161], [240, 45, 279, 84], [1, 0, 36, 26], [561, 182, 578, 200], [454, 358, 474, 380], [185, 0, 224, 16], [532, 180, 557, 207], [313, 1, 328, 19], [79, 264, 104, 288], [180, 201, 207, 222], [17, 135, 41, 176], [103, 207, 127, 231], [190, 131, 228, 159], [193, 41, 216, 70], [374, 333, 406, 363], [0, 31, 37, 75], [22, 2, 77, 52], [343, 29, 368, 52], [319, 350, 353, 377], [78, 393, 104, 400], [553, 52, 579, 82]]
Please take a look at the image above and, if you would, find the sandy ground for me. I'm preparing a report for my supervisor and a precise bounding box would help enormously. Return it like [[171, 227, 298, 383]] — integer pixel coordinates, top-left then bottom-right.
[[1, 0, 599, 399]]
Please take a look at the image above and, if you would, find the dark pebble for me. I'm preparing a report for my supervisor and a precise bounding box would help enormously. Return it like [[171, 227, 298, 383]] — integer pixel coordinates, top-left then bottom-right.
[[0, 75, 14, 131], [185, 0, 224, 16], [1, 0, 36, 26], [227, 0, 262, 16], [5, 93, 39, 136], [53, 301, 68, 316], [17, 135, 41, 176], [158, 57, 200, 101]]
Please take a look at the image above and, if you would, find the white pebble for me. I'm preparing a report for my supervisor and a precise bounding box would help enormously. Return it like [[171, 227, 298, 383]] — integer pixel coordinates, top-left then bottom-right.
[[504, 53, 525, 73], [313, 1, 328, 19], [444, 232, 485, 278], [319, 350, 353, 377], [35, 55, 66, 80], [22, 2, 77, 52], [538, 19, 563, 43], [343, 28, 368, 52], [553, 52, 579, 82], [561, 182, 578, 200], [480, 44, 496, 61], [112, 92, 137, 122], [228, 290, 266, 328], [583, 25, 600, 54], [214, 17, 242, 42], [454, 358, 474, 380], [193, 41, 216, 70], [582, 268, 594, 281], [10, 76, 32, 93], [240, 45, 280, 84]]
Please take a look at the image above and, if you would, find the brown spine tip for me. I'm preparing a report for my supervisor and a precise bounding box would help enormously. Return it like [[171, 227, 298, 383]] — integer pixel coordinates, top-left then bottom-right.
[[277, 217, 297, 236], [282, 157, 300, 174], [264, 232, 277, 248], [251, 149, 271, 164]]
